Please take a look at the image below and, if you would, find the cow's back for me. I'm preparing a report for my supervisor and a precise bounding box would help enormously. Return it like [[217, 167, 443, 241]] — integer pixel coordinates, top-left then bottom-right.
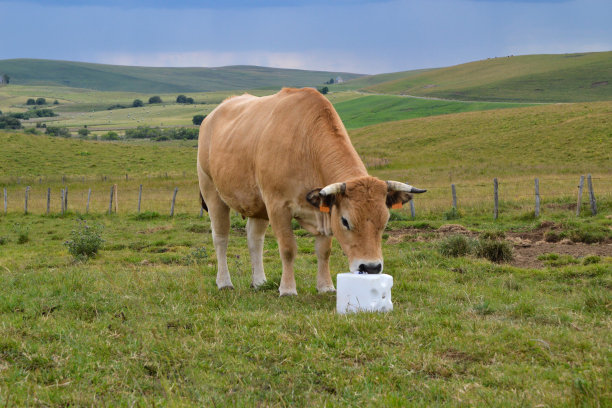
[[198, 88, 363, 219]]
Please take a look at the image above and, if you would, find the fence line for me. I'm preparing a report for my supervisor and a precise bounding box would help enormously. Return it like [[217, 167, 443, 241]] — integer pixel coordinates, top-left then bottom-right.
[[0, 175, 607, 219]]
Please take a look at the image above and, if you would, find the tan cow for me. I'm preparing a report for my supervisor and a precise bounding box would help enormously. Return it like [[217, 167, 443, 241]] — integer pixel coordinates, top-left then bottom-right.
[[197, 88, 425, 296]]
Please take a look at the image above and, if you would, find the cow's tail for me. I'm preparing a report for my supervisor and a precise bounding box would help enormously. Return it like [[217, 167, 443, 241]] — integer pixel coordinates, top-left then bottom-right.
[[199, 192, 208, 212]]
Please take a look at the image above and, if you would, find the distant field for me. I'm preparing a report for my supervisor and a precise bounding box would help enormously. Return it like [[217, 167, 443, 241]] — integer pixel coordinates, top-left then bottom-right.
[[0, 59, 362, 93], [342, 51, 612, 102], [334, 94, 533, 129]]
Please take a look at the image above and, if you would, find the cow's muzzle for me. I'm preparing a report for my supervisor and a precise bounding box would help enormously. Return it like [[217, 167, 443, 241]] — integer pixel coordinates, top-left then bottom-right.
[[358, 262, 382, 274]]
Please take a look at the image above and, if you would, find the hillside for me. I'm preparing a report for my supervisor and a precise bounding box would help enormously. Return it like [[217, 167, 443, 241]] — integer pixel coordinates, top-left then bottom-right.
[[342, 52, 612, 102], [0, 59, 362, 93]]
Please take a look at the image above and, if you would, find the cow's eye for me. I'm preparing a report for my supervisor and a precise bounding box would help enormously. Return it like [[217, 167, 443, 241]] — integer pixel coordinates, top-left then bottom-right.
[[341, 217, 350, 230]]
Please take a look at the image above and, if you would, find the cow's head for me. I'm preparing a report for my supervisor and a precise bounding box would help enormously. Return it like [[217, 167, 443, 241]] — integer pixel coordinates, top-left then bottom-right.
[[306, 176, 426, 274]]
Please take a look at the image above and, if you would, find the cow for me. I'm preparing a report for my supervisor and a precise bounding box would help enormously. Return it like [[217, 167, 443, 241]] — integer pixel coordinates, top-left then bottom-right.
[[197, 88, 426, 296]]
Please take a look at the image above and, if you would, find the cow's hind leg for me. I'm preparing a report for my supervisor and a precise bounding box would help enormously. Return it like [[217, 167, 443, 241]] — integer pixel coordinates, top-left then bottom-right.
[[247, 217, 268, 288], [315, 235, 335, 293], [198, 171, 233, 289], [268, 207, 298, 296]]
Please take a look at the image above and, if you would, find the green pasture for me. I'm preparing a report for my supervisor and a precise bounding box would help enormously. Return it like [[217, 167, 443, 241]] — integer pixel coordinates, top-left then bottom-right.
[[334, 94, 533, 129], [352, 51, 612, 102]]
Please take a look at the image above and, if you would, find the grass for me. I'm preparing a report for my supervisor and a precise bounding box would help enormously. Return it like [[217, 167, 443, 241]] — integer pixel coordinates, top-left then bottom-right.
[[0, 211, 609, 406], [334, 94, 533, 129], [357, 51, 612, 102]]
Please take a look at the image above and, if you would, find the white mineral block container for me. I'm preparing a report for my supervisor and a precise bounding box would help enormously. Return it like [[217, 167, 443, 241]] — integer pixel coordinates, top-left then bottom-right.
[[336, 273, 393, 314]]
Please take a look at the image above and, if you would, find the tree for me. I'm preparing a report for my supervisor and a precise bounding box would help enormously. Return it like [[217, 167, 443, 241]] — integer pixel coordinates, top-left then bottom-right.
[[186, 97, 194, 104], [176, 94, 187, 103], [53, 100, 59, 105], [1, 74, 9, 84], [0, 115, 21, 129], [78, 127, 90, 138], [192, 114, 206, 125], [26, 98, 36, 105], [101, 131, 120, 141], [133, 99, 144, 107], [148, 96, 162, 104], [318, 86, 329, 95], [36, 97, 46, 105]]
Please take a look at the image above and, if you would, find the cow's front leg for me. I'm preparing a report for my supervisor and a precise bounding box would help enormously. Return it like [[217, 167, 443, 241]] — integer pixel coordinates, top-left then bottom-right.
[[247, 217, 268, 288], [269, 209, 298, 296], [315, 235, 335, 293]]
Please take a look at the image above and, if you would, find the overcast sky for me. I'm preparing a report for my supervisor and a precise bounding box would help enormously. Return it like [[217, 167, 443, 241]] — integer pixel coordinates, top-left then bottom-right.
[[0, 0, 610, 74]]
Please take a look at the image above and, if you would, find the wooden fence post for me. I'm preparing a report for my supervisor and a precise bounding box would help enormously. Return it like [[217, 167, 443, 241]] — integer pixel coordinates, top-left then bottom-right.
[[86, 188, 92, 213], [138, 184, 143, 213], [587, 174, 597, 216], [451, 184, 457, 209], [199, 206, 204, 218], [46, 188, 51, 214], [113, 184, 118, 213], [576, 175, 584, 216], [410, 200, 415, 219], [3, 188, 7, 214], [108, 185, 114, 214], [61, 188, 65, 215], [24, 186, 30, 214], [534, 178, 540, 218], [170, 187, 178, 216], [64, 187, 68, 212], [493, 178, 499, 220]]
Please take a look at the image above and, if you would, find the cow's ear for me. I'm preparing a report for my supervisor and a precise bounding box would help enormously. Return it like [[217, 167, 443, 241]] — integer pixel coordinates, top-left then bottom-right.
[[386, 191, 412, 209], [307, 189, 337, 212]]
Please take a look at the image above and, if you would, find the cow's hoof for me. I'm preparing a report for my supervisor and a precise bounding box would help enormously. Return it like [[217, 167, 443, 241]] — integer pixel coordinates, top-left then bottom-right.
[[279, 287, 298, 296], [217, 283, 234, 290], [317, 285, 336, 294], [251, 279, 267, 289]]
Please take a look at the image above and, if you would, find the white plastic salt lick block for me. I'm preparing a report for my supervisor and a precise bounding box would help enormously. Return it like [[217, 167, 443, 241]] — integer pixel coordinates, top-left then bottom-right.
[[336, 273, 393, 314]]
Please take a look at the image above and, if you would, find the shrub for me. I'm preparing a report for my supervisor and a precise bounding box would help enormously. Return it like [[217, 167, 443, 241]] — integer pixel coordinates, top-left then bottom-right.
[[53, 100, 59, 105], [176, 95, 187, 103], [106, 104, 127, 110], [131, 211, 160, 220], [0, 115, 22, 129], [101, 131, 120, 141], [26, 98, 36, 105], [192, 114, 206, 125], [318, 86, 329, 95], [78, 128, 90, 138], [480, 230, 506, 240], [24, 127, 39, 134], [583, 255, 601, 265], [125, 126, 162, 139], [0, 236, 8, 245], [148, 96, 162, 104], [438, 235, 472, 257], [474, 239, 513, 263], [64, 221, 104, 259], [46, 126, 71, 137], [133, 99, 144, 107], [35, 97, 46, 105]]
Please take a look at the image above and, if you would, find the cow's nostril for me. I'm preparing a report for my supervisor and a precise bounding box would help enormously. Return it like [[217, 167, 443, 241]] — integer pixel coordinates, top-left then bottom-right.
[[358, 263, 382, 274]]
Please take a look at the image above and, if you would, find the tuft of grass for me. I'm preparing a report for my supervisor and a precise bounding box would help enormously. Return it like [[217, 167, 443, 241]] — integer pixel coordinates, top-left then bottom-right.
[[443, 207, 461, 220], [582, 255, 601, 265], [438, 234, 473, 257], [537, 253, 579, 267], [132, 211, 161, 221], [0, 235, 7, 245], [13, 223, 29, 244], [474, 239, 513, 263]]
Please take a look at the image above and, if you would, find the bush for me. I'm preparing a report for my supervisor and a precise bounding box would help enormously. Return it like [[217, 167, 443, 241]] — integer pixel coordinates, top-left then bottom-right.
[[318, 86, 329, 95], [24, 127, 39, 134], [176, 95, 187, 103], [0, 236, 8, 245], [78, 127, 90, 138], [107, 104, 127, 110], [583, 255, 601, 265], [438, 235, 473, 257], [0, 115, 22, 129], [133, 99, 144, 107], [480, 230, 506, 240], [192, 114, 206, 125], [148, 96, 162, 104], [101, 131, 120, 141], [131, 211, 160, 220], [26, 98, 36, 105], [36, 97, 46, 105], [64, 221, 104, 259], [53, 100, 59, 105], [125, 126, 162, 139], [46, 126, 71, 137], [474, 239, 513, 263]]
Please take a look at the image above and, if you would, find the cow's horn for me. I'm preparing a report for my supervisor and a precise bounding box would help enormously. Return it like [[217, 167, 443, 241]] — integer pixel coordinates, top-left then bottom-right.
[[386, 180, 427, 194], [320, 182, 346, 197]]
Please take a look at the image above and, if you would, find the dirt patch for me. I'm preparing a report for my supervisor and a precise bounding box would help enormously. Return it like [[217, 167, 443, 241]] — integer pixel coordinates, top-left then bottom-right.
[[138, 225, 173, 234], [591, 81, 608, 88], [512, 241, 611, 269], [437, 224, 471, 234]]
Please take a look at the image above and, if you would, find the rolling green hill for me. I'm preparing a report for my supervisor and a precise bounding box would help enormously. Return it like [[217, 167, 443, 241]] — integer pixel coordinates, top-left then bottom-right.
[[0, 59, 362, 93], [340, 51, 612, 102]]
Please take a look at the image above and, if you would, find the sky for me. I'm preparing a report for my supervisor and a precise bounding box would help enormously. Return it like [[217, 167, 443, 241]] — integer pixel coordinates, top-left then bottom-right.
[[0, 0, 610, 74]]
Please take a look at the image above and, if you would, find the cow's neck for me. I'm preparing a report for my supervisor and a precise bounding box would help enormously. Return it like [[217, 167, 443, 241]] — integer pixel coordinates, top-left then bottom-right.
[[316, 137, 369, 185]]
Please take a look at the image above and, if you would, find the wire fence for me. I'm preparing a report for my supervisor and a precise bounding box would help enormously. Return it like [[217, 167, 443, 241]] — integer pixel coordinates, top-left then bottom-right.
[[1, 174, 610, 219]]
